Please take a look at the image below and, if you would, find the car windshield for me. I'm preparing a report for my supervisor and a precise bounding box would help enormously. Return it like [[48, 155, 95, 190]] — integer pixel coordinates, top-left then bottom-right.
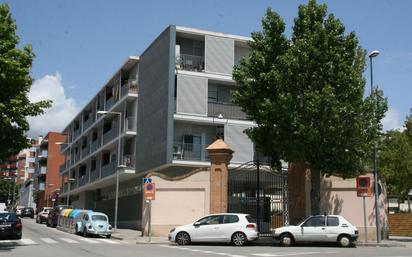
[[296, 217, 310, 226], [0, 213, 17, 221], [91, 215, 107, 221]]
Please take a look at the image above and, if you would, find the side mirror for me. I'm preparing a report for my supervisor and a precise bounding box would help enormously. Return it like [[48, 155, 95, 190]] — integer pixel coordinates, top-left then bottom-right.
[[194, 222, 201, 227]]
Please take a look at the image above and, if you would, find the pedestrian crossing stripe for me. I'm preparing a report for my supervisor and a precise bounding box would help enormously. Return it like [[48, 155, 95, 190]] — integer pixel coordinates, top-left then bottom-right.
[[41, 238, 58, 244], [60, 238, 79, 244], [77, 237, 101, 244], [19, 239, 36, 245], [0, 237, 123, 246]]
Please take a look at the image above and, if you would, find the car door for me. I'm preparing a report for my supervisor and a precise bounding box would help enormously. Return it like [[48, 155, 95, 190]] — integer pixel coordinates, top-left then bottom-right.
[[219, 215, 240, 241], [324, 216, 341, 242], [190, 215, 224, 242], [299, 216, 326, 242]]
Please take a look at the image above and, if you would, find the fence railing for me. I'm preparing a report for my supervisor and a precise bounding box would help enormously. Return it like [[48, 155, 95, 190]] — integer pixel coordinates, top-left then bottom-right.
[[105, 97, 115, 110], [89, 169, 99, 182], [121, 82, 138, 97], [83, 116, 95, 131], [207, 102, 247, 120], [123, 154, 135, 168], [172, 142, 209, 161], [175, 54, 205, 72], [90, 139, 100, 153], [101, 161, 117, 178], [81, 145, 90, 158], [103, 125, 119, 145]]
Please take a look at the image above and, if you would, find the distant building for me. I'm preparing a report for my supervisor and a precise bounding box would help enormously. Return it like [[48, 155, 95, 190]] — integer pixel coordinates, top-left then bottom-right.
[[16, 139, 37, 208]]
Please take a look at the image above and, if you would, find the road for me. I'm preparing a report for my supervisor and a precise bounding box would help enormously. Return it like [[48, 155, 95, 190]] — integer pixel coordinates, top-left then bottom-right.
[[0, 219, 411, 257]]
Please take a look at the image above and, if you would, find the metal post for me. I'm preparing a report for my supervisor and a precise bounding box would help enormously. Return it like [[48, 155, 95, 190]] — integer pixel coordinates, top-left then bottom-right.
[[363, 196, 368, 243], [370, 55, 381, 243], [256, 156, 260, 231], [114, 113, 121, 232], [148, 200, 152, 242], [67, 178, 71, 205]]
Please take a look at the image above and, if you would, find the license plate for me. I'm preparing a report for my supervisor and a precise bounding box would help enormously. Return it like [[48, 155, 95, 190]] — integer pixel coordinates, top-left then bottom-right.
[[0, 224, 11, 228]]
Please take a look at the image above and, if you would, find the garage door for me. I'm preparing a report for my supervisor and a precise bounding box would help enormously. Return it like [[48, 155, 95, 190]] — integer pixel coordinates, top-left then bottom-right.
[[151, 188, 206, 225]]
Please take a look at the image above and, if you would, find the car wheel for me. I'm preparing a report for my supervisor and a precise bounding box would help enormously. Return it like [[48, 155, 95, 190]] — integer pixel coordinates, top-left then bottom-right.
[[231, 232, 247, 246], [280, 233, 294, 247], [338, 235, 352, 247], [175, 232, 190, 245], [83, 227, 88, 237]]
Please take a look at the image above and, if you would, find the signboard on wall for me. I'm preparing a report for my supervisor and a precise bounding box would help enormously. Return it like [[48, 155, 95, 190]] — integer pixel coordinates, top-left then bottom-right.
[[356, 177, 371, 197]]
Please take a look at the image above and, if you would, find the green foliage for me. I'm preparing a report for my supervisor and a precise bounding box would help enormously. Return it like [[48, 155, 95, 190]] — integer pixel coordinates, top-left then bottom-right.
[[0, 4, 51, 160], [0, 179, 16, 203], [380, 112, 412, 200], [233, 0, 387, 214]]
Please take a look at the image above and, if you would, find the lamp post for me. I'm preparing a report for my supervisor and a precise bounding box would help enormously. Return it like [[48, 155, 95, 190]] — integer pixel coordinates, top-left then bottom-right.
[[97, 110, 122, 232], [369, 49, 380, 243], [56, 141, 70, 205]]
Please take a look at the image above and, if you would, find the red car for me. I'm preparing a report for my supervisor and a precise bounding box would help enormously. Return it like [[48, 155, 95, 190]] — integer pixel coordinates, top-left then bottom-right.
[[0, 212, 22, 239]]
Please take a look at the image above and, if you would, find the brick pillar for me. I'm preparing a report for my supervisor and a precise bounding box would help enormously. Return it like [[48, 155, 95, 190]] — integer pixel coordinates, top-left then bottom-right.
[[206, 139, 233, 214]]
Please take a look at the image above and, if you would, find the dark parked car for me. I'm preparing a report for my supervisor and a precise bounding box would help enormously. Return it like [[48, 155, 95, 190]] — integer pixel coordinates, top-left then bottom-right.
[[0, 212, 22, 239], [46, 205, 71, 228], [20, 207, 35, 218]]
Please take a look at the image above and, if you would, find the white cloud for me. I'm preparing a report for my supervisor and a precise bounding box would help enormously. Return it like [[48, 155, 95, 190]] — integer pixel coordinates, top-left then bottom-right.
[[27, 72, 79, 137], [382, 108, 402, 131]]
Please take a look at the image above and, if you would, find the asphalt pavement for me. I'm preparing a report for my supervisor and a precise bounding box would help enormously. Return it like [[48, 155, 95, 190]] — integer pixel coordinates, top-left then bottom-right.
[[1, 219, 411, 257]]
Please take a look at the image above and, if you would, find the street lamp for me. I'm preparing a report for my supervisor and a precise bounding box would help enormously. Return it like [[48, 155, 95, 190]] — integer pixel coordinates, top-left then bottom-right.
[[56, 141, 70, 204], [97, 110, 122, 232], [369, 49, 380, 243]]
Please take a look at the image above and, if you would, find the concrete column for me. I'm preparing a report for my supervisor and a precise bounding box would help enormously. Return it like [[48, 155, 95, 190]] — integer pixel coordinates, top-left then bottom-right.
[[206, 139, 233, 214]]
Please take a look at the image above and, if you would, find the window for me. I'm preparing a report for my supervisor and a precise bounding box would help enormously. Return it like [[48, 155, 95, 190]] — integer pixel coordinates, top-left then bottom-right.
[[84, 214, 89, 221], [245, 215, 256, 223], [327, 216, 339, 226], [197, 215, 223, 225], [223, 215, 239, 224], [92, 215, 107, 221], [302, 216, 325, 227]]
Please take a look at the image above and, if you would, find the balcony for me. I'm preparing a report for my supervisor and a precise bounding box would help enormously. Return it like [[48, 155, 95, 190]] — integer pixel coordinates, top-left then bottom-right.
[[90, 169, 99, 182], [81, 145, 90, 158], [101, 161, 117, 178], [38, 182, 45, 191], [26, 168, 35, 174], [175, 54, 205, 72], [59, 164, 66, 173], [105, 97, 115, 110], [73, 129, 81, 140], [207, 102, 247, 120], [83, 116, 95, 131], [103, 125, 119, 145], [124, 117, 136, 132], [123, 155, 135, 168], [78, 175, 88, 187], [121, 81, 138, 97], [172, 142, 209, 161], [90, 139, 101, 153], [39, 166, 47, 174], [38, 150, 48, 158]]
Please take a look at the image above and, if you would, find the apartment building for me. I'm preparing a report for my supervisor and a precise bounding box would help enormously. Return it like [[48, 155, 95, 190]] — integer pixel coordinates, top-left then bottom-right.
[[16, 141, 37, 208], [34, 132, 66, 208], [59, 25, 256, 230]]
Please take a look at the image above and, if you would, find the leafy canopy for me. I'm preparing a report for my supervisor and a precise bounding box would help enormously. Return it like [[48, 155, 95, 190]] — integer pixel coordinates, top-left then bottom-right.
[[233, 0, 387, 178], [0, 4, 51, 160]]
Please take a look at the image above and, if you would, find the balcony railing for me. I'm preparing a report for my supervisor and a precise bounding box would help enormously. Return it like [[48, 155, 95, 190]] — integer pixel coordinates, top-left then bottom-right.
[[38, 150, 48, 158], [125, 117, 136, 132], [59, 164, 66, 173], [176, 54, 205, 72], [123, 154, 135, 168], [73, 129, 81, 140], [26, 168, 35, 174], [78, 175, 88, 187], [83, 116, 95, 131], [81, 145, 90, 158], [101, 161, 117, 178], [90, 169, 99, 182], [105, 97, 115, 110], [103, 125, 119, 145], [172, 142, 209, 161], [38, 182, 45, 191], [121, 82, 138, 97], [90, 139, 101, 153], [40, 166, 47, 174], [207, 102, 247, 120]]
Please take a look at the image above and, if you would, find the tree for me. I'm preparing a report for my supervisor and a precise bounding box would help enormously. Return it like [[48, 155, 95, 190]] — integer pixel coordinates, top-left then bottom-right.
[[0, 4, 51, 160], [232, 0, 387, 215], [380, 111, 412, 211]]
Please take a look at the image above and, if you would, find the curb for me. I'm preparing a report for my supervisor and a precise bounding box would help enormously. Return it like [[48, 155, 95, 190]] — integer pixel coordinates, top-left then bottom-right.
[[135, 240, 169, 245]]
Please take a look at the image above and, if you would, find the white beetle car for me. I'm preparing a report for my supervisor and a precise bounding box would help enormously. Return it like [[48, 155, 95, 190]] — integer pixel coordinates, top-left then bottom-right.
[[273, 215, 358, 247], [169, 213, 259, 246]]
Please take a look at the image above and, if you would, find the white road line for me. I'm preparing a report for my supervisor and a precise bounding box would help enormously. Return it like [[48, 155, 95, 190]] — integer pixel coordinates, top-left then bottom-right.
[[60, 238, 79, 244], [98, 239, 120, 244], [253, 252, 339, 257], [20, 238, 37, 245], [77, 237, 101, 244], [41, 238, 58, 244]]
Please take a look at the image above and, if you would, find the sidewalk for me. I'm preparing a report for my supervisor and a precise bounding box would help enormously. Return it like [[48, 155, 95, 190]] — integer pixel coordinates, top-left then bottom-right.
[[110, 229, 412, 247]]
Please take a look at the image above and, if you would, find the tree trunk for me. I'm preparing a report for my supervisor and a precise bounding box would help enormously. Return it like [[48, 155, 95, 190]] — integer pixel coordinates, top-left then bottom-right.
[[310, 168, 321, 215]]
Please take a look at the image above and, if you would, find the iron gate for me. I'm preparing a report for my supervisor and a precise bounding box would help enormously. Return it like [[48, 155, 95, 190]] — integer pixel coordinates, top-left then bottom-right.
[[228, 162, 288, 236]]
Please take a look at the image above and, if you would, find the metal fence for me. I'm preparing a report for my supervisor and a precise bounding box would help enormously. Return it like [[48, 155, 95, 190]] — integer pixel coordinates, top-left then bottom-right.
[[228, 162, 288, 236]]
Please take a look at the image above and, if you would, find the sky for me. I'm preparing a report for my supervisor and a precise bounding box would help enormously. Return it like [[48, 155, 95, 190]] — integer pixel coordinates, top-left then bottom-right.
[[5, 0, 412, 137]]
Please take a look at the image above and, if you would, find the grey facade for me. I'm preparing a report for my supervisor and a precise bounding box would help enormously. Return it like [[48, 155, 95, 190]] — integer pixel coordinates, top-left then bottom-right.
[[59, 25, 255, 229]]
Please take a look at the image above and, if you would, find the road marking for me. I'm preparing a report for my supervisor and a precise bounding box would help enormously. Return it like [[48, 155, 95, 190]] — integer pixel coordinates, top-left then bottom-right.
[[78, 237, 101, 244], [99, 239, 120, 244], [253, 252, 339, 257], [20, 238, 37, 245], [41, 238, 58, 244], [60, 238, 79, 244]]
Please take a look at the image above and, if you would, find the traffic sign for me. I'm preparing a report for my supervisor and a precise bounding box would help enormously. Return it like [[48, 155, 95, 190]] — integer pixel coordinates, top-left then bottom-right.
[[143, 178, 152, 184], [356, 177, 371, 197], [144, 183, 156, 200]]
